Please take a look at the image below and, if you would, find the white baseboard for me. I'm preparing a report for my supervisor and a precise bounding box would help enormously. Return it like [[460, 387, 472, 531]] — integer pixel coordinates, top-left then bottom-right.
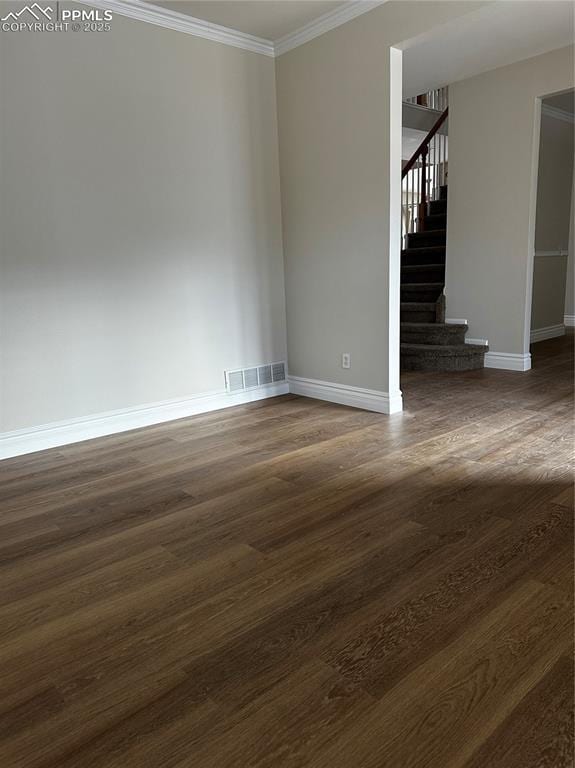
[[530, 324, 565, 344], [288, 376, 402, 414], [484, 352, 532, 372], [564, 314, 575, 327], [465, 338, 489, 346], [0, 382, 289, 460], [0, 373, 402, 460]]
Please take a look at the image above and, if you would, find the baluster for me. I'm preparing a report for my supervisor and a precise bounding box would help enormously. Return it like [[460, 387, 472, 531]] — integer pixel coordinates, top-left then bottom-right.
[[406, 171, 409, 242], [419, 146, 427, 231], [418, 160, 422, 231], [402, 106, 448, 237], [410, 169, 413, 239], [411, 168, 415, 235], [438, 131, 442, 190], [432, 133, 437, 200], [403, 174, 407, 247]]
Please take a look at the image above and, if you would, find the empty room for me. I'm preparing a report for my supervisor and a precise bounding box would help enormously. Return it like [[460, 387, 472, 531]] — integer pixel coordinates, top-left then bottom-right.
[[0, 1, 573, 766]]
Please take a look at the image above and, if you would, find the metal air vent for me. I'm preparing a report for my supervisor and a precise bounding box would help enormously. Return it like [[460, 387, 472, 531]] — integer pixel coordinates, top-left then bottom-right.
[[225, 361, 286, 393], [272, 362, 286, 382]]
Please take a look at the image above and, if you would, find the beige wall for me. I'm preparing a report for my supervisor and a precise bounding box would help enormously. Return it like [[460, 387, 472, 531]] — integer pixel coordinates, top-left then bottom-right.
[[531, 255, 570, 330], [531, 109, 574, 331], [0, 14, 286, 432], [276, 1, 482, 401], [445, 46, 574, 356], [3, 4, 572, 437], [534, 111, 574, 252]]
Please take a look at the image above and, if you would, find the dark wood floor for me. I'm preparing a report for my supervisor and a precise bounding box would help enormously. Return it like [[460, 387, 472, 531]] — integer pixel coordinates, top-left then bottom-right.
[[0, 335, 573, 768]]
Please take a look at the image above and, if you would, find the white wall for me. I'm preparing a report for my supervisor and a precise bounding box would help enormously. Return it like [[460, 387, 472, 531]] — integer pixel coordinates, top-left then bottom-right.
[[444, 46, 574, 363], [0, 13, 286, 433], [275, 1, 483, 410]]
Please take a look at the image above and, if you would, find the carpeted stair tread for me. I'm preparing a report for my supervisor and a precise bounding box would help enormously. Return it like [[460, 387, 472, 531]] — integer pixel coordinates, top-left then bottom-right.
[[401, 322, 467, 331], [401, 283, 444, 302], [401, 263, 445, 272], [401, 322, 468, 345], [401, 303, 437, 312], [401, 245, 445, 257], [401, 266, 445, 284], [401, 342, 487, 371], [401, 303, 439, 323], [402, 250, 446, 267], [401, 342, 486, 356], [407, 230, 447, 248], [428, 199, 447, 216], [423, 213, 447, 230], [401, 282, 444, 291]]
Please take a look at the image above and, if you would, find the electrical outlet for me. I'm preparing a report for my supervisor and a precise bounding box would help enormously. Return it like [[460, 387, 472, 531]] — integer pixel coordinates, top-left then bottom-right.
[[342, 353, 351, 369]]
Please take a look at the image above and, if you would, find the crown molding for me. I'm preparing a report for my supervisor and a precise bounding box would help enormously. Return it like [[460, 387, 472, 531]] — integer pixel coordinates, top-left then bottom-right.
[[275, 1, 387, 56], [541, 104, 575, 124], [79, 0, 388, 58], [77, 0, 275, 56]]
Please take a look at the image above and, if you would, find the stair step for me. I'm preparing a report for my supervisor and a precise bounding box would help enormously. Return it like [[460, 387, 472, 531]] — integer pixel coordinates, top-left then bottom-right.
[[401, 264, 445, 283], [439, 184, 448, 200], [406, 229, 447, 249], [401, 342, 487, 372], [401, 342, 486, 357], [401, 303, 438, 323], [401, 322, 468, 345], [423, 213, 446, 231], [402, 245, 446, 266], [428, 199, 447, 216], [401, 282, 444, 303]]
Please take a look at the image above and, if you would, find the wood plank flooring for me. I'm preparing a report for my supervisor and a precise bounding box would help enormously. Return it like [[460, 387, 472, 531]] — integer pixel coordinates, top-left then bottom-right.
[[0, 334, 573, 767]]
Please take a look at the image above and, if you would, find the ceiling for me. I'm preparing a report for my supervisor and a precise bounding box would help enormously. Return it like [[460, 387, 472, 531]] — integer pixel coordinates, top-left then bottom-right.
[[137, 0, 572, 70], [402, 1, 575, 98], [147, 1, 347, 41], [544, 90, 575, 116]]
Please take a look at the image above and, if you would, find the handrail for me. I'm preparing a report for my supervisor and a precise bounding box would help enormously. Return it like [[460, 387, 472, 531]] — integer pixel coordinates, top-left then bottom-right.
[[402, 107, 448, 179]]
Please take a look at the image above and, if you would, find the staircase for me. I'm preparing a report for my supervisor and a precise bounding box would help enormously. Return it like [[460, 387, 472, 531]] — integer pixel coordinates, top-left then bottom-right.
[[400, 102, 487, 372]]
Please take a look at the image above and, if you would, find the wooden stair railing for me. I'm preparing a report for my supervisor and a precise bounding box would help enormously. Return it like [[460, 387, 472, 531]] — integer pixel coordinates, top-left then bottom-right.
[[402, 106, 448, 242]]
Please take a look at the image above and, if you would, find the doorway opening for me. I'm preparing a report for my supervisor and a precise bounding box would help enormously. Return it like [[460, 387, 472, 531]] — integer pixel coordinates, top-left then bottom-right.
[[529, 89, 574, 368]]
